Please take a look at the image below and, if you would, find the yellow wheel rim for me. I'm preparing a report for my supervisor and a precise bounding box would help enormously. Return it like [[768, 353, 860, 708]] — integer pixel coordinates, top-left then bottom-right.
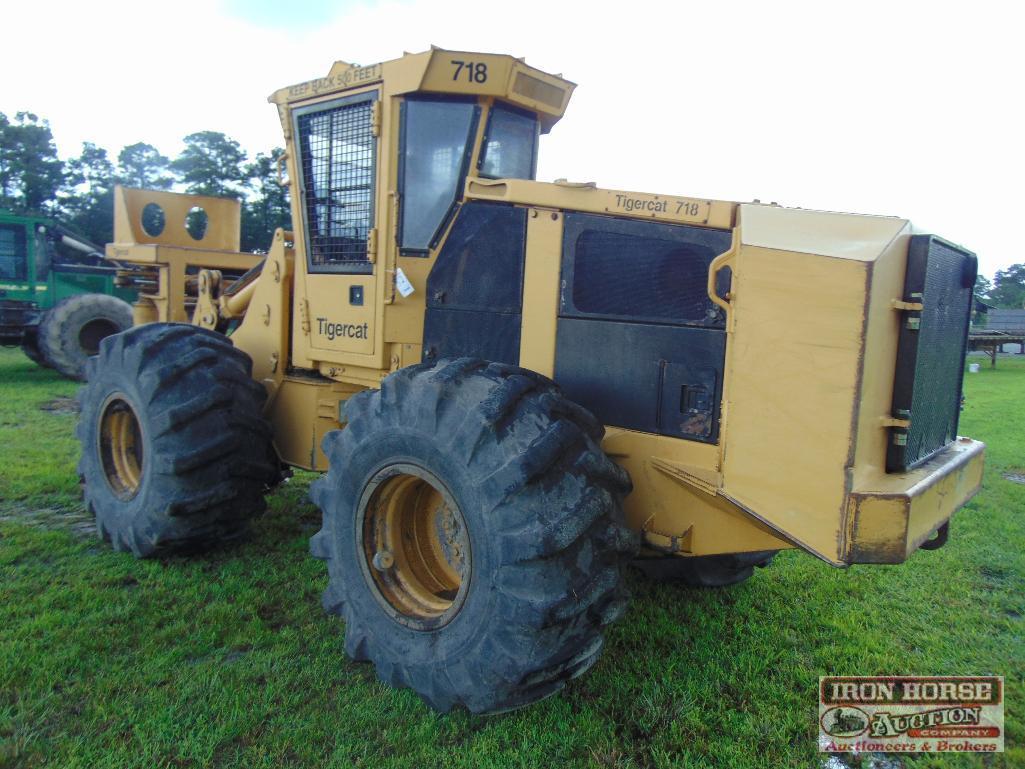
[[98, 395, 144, 500], [358, 464, 471, 630]]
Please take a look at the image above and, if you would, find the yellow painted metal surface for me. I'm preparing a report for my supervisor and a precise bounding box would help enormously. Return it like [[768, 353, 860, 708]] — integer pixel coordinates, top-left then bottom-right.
[[719, 248, 869, 562], [739, 204, 906, 261], [851, 227, 914, 486], [230, 229, 295, 389], [518, 209, 563, 377], [112, 185, 241, 251], [112, 49, 985, 569], [267, 376, 357, 471], [107, 187, 262, 325], [467, 178, 736, 230], [848, 438, 984, 563], [269, 48, 575, 133], [108, 245, 261, 324], [268, 50, 983, 565], [602, 428, 792, 555]]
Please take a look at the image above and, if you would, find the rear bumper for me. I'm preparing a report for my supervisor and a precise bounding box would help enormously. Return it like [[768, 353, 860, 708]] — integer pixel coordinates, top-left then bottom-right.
[[846, 438, 984, 564]]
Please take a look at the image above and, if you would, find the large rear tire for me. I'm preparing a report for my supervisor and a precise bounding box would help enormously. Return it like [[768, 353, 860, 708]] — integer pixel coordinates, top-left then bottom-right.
[[39, 293, 133, 380], [76, 323, 279, 557], [310, 359, 637, 714], [20, 321, 48, 367]]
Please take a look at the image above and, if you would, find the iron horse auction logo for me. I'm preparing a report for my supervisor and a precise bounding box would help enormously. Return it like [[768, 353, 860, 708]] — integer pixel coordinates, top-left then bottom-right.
[[819, 676, 1003, 754], [821, 706, 870, 738]]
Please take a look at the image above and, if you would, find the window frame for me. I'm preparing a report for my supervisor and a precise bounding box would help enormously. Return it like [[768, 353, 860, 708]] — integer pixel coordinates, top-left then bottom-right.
[[397, 95, 481, 256], [33, 227, 52, 282], [477, 101, 540, 181], [292, 90, 379, 275], [0, 222, 29, 282]]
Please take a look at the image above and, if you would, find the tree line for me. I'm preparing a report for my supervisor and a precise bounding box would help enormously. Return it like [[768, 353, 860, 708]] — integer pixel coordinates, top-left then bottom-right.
[[2, 110, 1023, 306], [976, 268, 1025, 311], [0, 111, 290, 253]]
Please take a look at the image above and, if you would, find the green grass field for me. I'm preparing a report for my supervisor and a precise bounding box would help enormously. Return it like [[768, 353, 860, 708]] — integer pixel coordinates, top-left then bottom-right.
[[0, 347, 1021, 768]]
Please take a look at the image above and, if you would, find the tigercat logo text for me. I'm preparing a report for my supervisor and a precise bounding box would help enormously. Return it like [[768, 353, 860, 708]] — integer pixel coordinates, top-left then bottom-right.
[[316, 317, 369, 341], [615, 194, 668, 214]]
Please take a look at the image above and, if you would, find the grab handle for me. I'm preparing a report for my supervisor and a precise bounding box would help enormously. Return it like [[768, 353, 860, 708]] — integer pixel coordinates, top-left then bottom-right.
[[707, 249, 735, 315]]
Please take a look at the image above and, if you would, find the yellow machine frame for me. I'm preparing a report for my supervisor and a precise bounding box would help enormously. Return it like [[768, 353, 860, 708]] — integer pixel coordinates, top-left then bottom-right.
[[111, 48, 984, 567]]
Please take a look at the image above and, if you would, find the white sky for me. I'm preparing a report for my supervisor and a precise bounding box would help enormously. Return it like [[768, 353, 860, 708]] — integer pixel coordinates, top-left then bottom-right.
[[2, 0, 1022, 277]]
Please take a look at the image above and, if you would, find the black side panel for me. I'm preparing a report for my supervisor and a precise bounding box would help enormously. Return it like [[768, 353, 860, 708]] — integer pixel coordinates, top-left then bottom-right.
[[423, 309, 522, 366], [422, 202, 527, 365], [554, 213, 732, 443], [555, 319, 726, 442], [888, 235, 976, 472]]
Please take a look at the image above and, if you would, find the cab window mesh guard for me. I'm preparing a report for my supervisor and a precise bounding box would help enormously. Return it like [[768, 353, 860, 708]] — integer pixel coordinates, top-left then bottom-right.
[[297, 95, 376, 272]]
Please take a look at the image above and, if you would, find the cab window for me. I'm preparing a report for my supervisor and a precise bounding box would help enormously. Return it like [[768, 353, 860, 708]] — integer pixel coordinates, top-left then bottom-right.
[[0, 224, 27, 281], [479, 104, 539, 181], [295, 92, 377, 274], [399, 99, 479, 252]]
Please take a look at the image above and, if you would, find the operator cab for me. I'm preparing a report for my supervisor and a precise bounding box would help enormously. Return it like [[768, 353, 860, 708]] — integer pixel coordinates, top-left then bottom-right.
[[291, 90, 544, 271], [397, 98, 538, 253], [271, 50, 572, 369]]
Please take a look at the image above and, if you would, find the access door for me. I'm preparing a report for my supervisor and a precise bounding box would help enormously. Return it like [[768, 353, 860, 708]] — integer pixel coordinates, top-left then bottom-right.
[[293, 91, 379, 360]]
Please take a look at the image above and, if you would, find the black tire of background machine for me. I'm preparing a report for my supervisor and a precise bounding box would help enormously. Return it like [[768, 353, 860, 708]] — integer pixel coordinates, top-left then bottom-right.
[[310, 358, 639, 714], [634, 550, 778, 588], [20, 320, 49, 366], [38, 293, 133, 379], [77, 323, 280, 557]]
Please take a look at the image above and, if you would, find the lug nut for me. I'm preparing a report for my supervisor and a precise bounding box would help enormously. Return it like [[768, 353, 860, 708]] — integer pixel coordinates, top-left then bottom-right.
[[372, 551, 394, 571]]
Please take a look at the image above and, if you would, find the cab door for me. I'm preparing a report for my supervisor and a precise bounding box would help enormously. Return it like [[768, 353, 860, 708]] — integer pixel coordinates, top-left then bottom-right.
[[292, 91, 379, 363]]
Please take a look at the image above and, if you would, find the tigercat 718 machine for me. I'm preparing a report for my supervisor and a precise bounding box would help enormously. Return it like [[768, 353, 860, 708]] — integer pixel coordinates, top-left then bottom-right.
[[78, 48, 985, 714]]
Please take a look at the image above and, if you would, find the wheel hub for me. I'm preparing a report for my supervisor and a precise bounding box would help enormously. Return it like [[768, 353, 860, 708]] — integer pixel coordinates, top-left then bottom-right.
[[357, 463, 471, 630], [98, 395, 144, 499]]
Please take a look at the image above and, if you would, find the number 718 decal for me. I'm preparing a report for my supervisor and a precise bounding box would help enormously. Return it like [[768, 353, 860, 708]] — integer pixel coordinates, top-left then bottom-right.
[[450, 60, 488, 83]]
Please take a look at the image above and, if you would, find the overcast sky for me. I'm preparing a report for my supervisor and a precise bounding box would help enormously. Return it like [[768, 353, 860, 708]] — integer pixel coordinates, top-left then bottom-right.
[[2, 0, 1021, 277]]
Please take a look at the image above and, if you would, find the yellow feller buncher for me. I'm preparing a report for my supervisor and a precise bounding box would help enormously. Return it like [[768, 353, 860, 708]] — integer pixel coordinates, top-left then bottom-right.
[[78, 49, 985, 713]]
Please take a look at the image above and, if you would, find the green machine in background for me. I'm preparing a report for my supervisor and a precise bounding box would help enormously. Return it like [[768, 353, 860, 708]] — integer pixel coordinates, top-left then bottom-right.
[[0, 209, 134, 379]]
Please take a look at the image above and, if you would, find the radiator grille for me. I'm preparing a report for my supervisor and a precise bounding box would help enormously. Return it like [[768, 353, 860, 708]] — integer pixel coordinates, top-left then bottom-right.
[[296, 97, 375, 270], [888, 235, 976, 472]]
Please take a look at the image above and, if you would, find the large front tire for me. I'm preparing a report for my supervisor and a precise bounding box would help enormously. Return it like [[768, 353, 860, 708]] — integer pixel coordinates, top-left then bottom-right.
[[310, 359, 637, 714], [39, 293, 133, 380], [77, 323, 279, 557]]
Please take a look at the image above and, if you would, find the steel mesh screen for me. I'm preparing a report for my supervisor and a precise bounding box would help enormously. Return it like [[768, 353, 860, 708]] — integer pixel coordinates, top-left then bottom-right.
[[572, 231, 717, 323], [559, 214, 732, 328], [297, 98, 375, 269], [888, 235, 975, 471]]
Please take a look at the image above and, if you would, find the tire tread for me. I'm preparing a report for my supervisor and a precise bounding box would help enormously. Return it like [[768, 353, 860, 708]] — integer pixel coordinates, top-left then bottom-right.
[[77, 323, 280, 557], [311, 358, 636, 714]]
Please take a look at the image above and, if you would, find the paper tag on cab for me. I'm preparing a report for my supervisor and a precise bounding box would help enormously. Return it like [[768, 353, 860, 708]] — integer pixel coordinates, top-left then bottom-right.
[[395, 268, 415, 298]]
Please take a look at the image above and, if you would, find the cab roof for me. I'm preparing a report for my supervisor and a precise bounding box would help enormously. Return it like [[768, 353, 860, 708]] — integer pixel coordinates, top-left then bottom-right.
[[268, 47, 576, 133]]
